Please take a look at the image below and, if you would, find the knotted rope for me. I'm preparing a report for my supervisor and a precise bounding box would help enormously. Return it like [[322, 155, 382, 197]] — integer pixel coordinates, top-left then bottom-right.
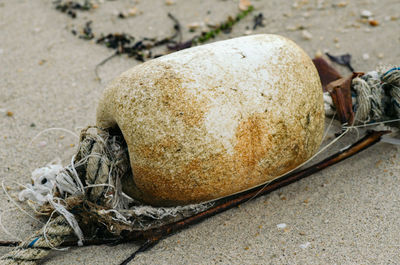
[[324, 67, 400, 126], [1, 128, 212, 264], [0, 216, 74, 265]]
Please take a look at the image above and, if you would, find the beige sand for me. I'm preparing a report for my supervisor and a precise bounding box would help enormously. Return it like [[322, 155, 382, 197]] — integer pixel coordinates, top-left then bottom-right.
[[0, 0, 399, 264]]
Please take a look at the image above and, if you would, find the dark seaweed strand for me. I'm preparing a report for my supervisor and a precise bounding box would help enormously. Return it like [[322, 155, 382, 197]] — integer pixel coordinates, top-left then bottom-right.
[[79, 5, 253, 63], [253, 12, 265, 30], [79, 21, 95, 40], [325, 53, 355, 72], [92, 6, 253, 77], [194, 5, 254, 45], [53, 0, 94, 18], [95, 13, 181, 62], [168, 5, 254, 51]]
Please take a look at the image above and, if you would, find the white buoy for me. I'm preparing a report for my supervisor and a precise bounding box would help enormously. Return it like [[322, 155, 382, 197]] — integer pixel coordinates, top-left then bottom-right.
[[97, 34, 324, 206]]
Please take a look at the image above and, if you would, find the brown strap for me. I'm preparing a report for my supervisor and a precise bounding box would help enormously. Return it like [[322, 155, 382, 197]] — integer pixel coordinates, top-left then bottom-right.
[[313, 57, 365, 126], [326, 73, 363, 125], [312, 57, 342, 91]]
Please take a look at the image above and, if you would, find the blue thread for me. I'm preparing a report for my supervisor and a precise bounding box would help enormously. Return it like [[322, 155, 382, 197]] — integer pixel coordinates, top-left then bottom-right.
[[28, 237, 40, 248], [383, 67, 400, 77]]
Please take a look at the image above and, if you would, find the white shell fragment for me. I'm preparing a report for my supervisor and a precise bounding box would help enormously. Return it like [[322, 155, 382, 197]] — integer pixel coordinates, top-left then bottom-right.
[[276, 223, 287, 229], [97, 34, 324, 206], [299, 242, 311, 249]]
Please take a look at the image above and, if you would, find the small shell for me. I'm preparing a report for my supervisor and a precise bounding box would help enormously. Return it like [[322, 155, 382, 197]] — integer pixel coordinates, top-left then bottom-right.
[[97, 34, 324, 206]]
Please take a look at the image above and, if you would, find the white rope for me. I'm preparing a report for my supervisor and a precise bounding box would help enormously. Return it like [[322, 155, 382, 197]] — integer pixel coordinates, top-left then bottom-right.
[[324, 67, 400, 127]]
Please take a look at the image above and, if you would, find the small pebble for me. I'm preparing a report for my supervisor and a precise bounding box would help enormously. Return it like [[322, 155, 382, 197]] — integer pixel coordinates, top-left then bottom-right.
[[362, 53, 370, 60], [187, 22, 201, 31], [369, 19, 379, 26], [314, 50, 323, 58], [301, 30, 313, 40], [377, 53, 384, 59], [360, 10, 373, 19], [277, 223, 287, 229], [239, 0, 252, 11], [165, 0, 175, 5], [127, 7, 138, 16], [6, 111, 13, 117], [335, 1, 348, 7]]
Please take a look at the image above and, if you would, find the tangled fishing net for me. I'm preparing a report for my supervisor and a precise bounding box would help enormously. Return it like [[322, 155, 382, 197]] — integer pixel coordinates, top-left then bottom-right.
[[0, 127, 212, 264]]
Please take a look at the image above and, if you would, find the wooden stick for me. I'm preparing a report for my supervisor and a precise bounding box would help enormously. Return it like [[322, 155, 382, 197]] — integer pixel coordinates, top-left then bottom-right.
[[117, 130, 389, 264], [0, 131, 389, 264]]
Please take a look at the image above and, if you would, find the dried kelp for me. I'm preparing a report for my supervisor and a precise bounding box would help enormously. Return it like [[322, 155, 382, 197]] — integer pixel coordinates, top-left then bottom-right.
[[253, 13, 265, 30], [96, 13, 181, 62], [53, 0, 94, 18], [79, 21, 94, 40], [326, 52, 355, 72], [169, 5, 254, 51]]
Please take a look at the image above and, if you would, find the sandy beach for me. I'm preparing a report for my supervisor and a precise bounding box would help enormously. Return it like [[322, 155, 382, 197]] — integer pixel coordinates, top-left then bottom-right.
[[1, 0, 399, 264]]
